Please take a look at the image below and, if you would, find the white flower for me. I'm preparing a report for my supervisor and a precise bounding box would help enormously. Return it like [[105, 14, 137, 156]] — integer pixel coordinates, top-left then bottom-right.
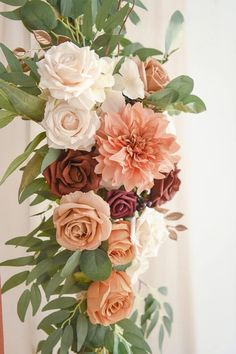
[[42, 99, 100, 151], [90, 57, 115, 103], [127, 208, 168, 284], [114, 58, 145, 100], [101, 90, 126, 113], [37, 43, 101, 101]]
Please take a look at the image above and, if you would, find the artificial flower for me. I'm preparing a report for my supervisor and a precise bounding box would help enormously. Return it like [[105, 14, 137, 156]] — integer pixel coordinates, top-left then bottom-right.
[[37, 43, 101, 101], [87, 271, 134, 326], [43, 149, 101, 197], [108, 221, 135, 266], [106, 190, 137, 219], [42, 98, 100, 151], [135, 56, 170, 93], [53, 191, 112, 251], [149, 167, 181, 206], [95, 102, 180, 193]]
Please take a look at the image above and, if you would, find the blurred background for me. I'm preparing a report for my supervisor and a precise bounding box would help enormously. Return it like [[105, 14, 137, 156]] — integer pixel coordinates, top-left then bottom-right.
[[0, 0, 236, 353]]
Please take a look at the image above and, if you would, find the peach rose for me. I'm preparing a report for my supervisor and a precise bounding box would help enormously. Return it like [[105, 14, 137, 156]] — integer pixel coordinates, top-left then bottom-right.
[[135, 57, 170, 93], [87, 271, 134, 326], [108, 221, 135, 266], [53, 191, 112, 251]]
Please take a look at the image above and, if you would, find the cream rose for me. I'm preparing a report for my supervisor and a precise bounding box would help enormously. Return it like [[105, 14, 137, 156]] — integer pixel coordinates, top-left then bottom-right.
[[53, 191, 112, 251], [87, 271, 134, 326], [42, 98, 100, 151], [127, 208, 168, 284], [37, 43, 101, 100]]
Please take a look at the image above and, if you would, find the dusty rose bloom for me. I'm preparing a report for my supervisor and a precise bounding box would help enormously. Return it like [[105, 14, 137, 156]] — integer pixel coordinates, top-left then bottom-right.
[[53, 191, 111, 251], [87, 271, 134, 326]]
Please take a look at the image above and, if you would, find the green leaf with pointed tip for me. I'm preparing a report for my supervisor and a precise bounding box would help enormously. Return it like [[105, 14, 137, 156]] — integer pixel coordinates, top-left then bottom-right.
[[0, 43, 22, 72], [0, 8, 21, 20], [80, 249, 112, 281], [61, 250, 81, 278], [26, 258, 53, 285], [82, 0, 93, 40], [0, 110, 15, 128], [146, 311, 159, 338], [0, 131, 46, 185], [165, 10, 184, 55], [163, 316, 172, 336], [0, 0, 26, 5], [21, 0, 57, 32], [41, 148, 61, 173], [17, 289, 31, 322], [0, 256, 34, 267], [164, 302, 173, 321], [38, 310, 70, 329], [103, 3, 130, 32], [60, 325, 73, 354], [76, 313, 88, 352], [159, 324, 165, 353], [0, 79, 46, 121], [158, 286, 168, 295], [146, 88, 179, 110], [95, 0, 116, 31], [45, 271, 64, 300], [41, 328, 62, 354], [43, 297, 76, 311], [134, 47, 163, 60], [30, 284, 42, 316], [167, 75, 193, 100], [19, 177, 46, 204], [2, 271, 29, 294], [123, 333, 151, 353]]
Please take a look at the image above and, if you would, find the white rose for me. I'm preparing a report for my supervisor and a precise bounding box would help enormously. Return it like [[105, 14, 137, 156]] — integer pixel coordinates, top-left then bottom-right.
[[114, 57, 145, 100], [42, 99, 100, 151], [37, 43, 101, 101], [127, 208, 168, 284]]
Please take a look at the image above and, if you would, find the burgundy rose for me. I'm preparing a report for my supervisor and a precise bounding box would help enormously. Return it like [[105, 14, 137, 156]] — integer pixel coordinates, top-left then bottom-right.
[[43, 149, 101, 197], [149, 168, 181, 206], [106, 190, 137, 219]]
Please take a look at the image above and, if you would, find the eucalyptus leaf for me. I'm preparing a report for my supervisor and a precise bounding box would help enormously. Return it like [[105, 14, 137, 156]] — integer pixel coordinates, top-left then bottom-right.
[[41, 148, 61, 173], [17, 289, 31, 322], [146, 311, 159, 338], [158, 286, 168, 296], [0, 72, 36, 87], [123, 332, 151, 353], [26, 258, 53, 284], [166, 75, 193, 100], [45, 270, 64, 300], [41, 328, 62, 354], [165, 10, 184, 55], [103, 4, 130, 32], [30, 283, 42, 316], [82, 0, 93, 40], [159, 324, 165, 353], [61, 250, 81, 278], [0, 256, 34, 267], [164, 302, 173, 321], [134, 47, 163, 60], [0, 0, 26, 5], [21, 0, 57, 32], [146, 88, 179, 110], [0, 110, 15, 128], [43, 297, 76, 311], [0, 43, 22, 72], [0, 8, 21, 20], [19, 177, 46, 204], [38, 310, 70, 329], [163, 316, 172, 336], [80, 249, 112, 281], [1, 271, 29, 294], [60, 325, 73, 354], [95, 0, 115, 31]]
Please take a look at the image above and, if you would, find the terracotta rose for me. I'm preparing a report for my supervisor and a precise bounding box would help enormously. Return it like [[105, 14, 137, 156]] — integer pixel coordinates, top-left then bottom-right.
[[108, 221, 135, 266], [135, 57, 170, 93], [53, 191, 112, 251], [87, 271, 134, 326], [149, 167, 181, 206], [43, 149, 101, 197]]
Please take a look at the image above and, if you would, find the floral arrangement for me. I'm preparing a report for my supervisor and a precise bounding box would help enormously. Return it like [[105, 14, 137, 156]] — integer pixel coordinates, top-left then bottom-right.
[[0, 1, 205, 353]]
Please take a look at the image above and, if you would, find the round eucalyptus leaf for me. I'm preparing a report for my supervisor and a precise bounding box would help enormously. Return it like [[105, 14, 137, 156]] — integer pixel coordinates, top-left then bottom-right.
[[80, 249, 112, 281]]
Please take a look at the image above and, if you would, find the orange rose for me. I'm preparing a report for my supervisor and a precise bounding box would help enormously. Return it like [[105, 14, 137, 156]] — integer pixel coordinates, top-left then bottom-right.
[[87, 271, 134, 326], [53, 191, 112, 251], [135, 57, 170, 93], [108, 221, 135, 266]]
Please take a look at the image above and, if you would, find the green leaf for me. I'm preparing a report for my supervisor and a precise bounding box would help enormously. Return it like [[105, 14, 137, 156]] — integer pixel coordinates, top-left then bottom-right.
[[80, 249, 112, 281], [0, 43, 22, 72], [21, 0, 57, 32], [45, 271, 64, 300], [104, 330, 114, 352], [26, 258, 53, 285], [76, 313, 88, 352], [82, 0, 93, 40], [0, 0, 26, 5], [0, 110, 15, 128], [129, 310, 138, 323], [118, 319, 143, 338], [141, 300, 158, 325], [61, 250, 81, 278], [165, 10, 184, 55], [0, 256, 34, 267], [166, 75, 193, 100], [134, 47, 163, 60], [38, 310, 70, 329], [129, 10, 140, 25], [146, 87, 178, 110], [123, 333, 151, 353], [146, 311, 159, 338], [1, 271, 29, 294], [103, 4, 130, 32], [60, 0, 73, 17], [19, 177, 46, 204], [0, 89, 15, 111], [17, 289, 31, 322], [95, 0, 115, 31], [24, 57, 40, 81], [41, 328, 62, 354], [30, 283, 41, 316], [163, 316, 172, 336], [0, 79, 46, 121], [176, 94, 206, 113], [41, 148, 61, 173], [19, 145, 47, 197], [125, 0, 147, 10], [122, 42, 143, 56], [0, 8, 21, 20], [0, 72, 36, 87], [158, 287, 168, 296], [60, 325, 73, 354], [158, 324, 165, 353], [164, 302, 173, 321], [0, 131, 46, 185], [43, 297, 76, 311]]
